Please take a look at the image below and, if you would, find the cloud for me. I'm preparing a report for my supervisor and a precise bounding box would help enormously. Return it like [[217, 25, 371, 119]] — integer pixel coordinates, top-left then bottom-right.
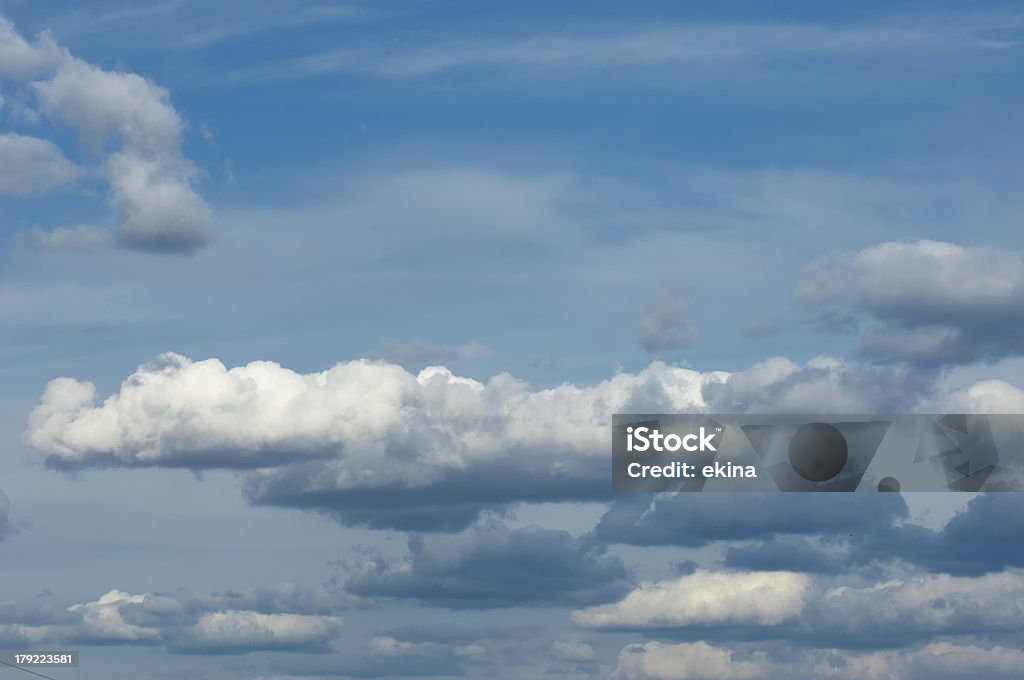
[[31, 224, 111, 252], [23, 352, 950, 530], [1, 14, 211, 253], [596, 494, 908, 548], [611, 641, 1024, 680], [65, 589, 170, 643], [639, 293, 700, 353], [577, 568, 1024, 647], [174, 610, 343, 654], [345, 520, 630, 608], [551, 639, 595, 662], [613, 641, 765, 680], [0, 488, 13, 540], [212, 16, 1019, 84], [0, 133, 79, 195], [0, 16, 64, 80], [797, 240, 1024, 365], [572, 570, 812, 629], [0, 585, 347, 656], [860, 494, 1024, 577]]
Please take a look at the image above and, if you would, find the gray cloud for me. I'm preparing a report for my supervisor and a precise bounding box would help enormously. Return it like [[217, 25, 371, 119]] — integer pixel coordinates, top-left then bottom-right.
[[639, 293, 700, 353], [611, 640, 1024, 680], [0, 489, 13, 540], [345, 520, 630, 608], [596, 494, 908, 548], [797, 240, 1024, 365]]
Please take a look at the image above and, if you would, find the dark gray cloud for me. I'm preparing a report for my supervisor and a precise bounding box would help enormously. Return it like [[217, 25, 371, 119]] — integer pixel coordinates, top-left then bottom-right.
[[796, 240, 1024, 366], [716, 494, 1024, 578], [344, 520, 631, 608]]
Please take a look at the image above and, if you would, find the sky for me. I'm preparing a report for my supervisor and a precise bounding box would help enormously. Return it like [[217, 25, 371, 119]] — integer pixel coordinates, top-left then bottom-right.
[[2, 1, 1024, 678]]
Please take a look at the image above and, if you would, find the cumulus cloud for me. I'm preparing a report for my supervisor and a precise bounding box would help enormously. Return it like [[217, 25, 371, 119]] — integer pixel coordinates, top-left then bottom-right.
[[639, 293, 700, 353], [0, 585, 347, 656], [578, 568, 1024, 648], [0, 16, 64, 80], [23, 351, 969, 529], [24, 351, 949, 530], [572, 570, 812, 629], [797, 240, 1024, 365], [0, 132, 79, 195], [65, 589, 171, 643], [345, 520, 630, 607], [0, 14, 211, 252], [176, 610, 343, 654]]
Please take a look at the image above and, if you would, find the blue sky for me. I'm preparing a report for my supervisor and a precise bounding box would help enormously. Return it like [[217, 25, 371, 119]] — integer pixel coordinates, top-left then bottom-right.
[[2, 1, 1024, 679]]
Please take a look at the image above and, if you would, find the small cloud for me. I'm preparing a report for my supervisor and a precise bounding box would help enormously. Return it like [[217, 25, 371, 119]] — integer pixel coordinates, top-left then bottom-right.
[[31, 225, 111, 252], [639, 292, 699, 353]]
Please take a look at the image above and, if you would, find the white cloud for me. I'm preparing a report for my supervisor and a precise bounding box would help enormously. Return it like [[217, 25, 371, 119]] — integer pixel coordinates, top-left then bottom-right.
[[0, 132, 79, 195], [937, 379, 1024, 413], [613, 641, 765, 680], [579, 569, 1024, 639], [1, 14, 211, 252], [21, 351, 965, 528], [572, 570, 812, 629], [66, 589, 173, 642], [0, 16, 64, 80], [184, 610, 343, 651]]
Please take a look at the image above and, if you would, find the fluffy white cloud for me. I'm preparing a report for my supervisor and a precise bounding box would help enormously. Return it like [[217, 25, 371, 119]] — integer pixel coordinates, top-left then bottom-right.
[[797, 240, 1024, 364], [24, 353, 719, 472], [578, 569, 1024, 639], [21, 351, 961, 528], [66, 589, 174, 642], [0, 16, 64, 80], [572, 570, 812, 629], [1, 14, 210, 252], [0, 132, 78, 195], [936, 379, 1024, 413]]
